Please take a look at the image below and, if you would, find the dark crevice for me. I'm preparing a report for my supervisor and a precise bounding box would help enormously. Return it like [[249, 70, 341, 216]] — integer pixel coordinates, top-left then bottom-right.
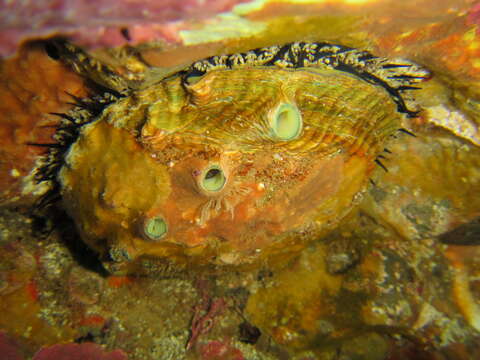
[[44, 41, 61, 60], [33, 206, 109, 276], [239, 321, 261, 344], [120, 27, 131, 41]]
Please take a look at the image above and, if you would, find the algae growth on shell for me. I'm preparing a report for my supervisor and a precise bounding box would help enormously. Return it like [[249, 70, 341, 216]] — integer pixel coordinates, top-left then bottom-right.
[[35, 41, 428, 273]]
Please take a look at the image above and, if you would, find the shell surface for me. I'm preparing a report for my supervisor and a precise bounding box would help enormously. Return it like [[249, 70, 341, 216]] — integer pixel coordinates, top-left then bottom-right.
[[42, 42, 427, 271]]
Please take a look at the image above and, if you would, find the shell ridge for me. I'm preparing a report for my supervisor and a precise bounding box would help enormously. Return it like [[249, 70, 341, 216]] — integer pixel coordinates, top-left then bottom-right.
[[181, 41, 427, 117]]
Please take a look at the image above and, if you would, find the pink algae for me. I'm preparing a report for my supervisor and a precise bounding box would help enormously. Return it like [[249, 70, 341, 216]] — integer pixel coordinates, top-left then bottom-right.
[[199, 340, 244, 360], [0, 331, 24, 360], [32, 343, 128, 360], [0, 0, 249, 57]]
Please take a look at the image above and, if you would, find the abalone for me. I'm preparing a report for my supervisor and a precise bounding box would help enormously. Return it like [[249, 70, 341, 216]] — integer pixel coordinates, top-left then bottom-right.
[[37, 41, 427, 272]]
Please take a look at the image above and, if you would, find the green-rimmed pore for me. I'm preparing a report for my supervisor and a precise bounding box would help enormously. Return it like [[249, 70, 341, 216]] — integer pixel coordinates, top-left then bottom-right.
[[201, 165, 226, 192], [144, 216, 168, 240], [270, 103, 302, 141]]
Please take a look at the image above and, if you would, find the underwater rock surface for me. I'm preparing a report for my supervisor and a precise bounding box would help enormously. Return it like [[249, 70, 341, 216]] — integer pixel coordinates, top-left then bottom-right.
[[1, 0, 480, 359]]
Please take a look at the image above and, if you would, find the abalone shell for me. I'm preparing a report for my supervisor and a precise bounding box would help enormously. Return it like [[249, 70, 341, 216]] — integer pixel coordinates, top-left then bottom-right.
[[39, 42, 427, 272]]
